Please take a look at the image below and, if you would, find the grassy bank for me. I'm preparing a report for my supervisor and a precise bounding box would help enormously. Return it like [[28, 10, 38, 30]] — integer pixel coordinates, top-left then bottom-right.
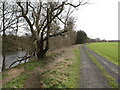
[[2, 46, 80, 88], [39, 48, 80, 88], [2, 51, 59, 88], [87, 42, 118, 65], [3, 73, 28, 88], [3, 60, 48, 88], [87, 51, 118, 88]]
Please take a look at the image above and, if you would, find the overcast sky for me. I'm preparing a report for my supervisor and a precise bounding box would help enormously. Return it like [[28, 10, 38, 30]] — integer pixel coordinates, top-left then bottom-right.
[[1, 0, 119, 40], [74, 0, 119, 40]]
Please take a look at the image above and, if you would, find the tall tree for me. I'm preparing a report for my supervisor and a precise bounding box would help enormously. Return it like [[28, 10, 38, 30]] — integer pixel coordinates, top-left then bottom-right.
[[76, 30, 87, 44], [2, 2, 5, 71], [16, 0, 88, 59], [0, 2, 21, 71]]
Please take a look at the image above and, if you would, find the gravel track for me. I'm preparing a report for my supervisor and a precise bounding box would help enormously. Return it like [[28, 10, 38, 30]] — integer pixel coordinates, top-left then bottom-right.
[[85, 45, 119, 84], [80, 45, 110, 88]]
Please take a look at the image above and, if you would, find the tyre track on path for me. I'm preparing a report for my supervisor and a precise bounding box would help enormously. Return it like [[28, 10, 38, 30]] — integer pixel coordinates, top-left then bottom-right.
[[85, 44, 119, 84]]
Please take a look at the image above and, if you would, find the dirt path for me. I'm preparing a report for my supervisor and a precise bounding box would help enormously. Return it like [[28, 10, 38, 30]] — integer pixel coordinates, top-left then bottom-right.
[[80, 45, 110, 88], [25, 67, 44, 88]]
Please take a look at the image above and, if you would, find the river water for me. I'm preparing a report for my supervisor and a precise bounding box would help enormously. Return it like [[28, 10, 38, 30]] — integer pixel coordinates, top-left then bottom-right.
[[0, 51, 26, 72]]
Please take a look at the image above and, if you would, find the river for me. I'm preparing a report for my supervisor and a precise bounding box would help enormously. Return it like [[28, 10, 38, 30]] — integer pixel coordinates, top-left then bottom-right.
[[0, 51, 27, 72]]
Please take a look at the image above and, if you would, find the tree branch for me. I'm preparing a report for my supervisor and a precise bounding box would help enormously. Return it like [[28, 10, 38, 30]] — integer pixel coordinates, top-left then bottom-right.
[[66, 0, 89, 8], [17, 2, 25, 15], [43, 30, 68, 41], [9, 55, 30, 68]]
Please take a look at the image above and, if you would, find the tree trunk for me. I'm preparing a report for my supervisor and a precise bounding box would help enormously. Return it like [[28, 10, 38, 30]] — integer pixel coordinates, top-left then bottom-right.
[[2, 32, 6, 71], [2, 2, 6, 71], [37, 49, 45, 59], [2, 47, 5, 71], [37, 8, 50, 59], [36, 40, 49, 59], [37, 30, 45, 59]]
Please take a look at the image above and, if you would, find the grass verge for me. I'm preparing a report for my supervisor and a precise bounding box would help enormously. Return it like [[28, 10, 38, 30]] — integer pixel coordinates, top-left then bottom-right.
[[39, 48, 80, 88], [17, 60, 47, 71], [3, 73, 28, 88], [2, 46, 80, 88], [2, 59, 49, 88], [87, 51, 118, 88]]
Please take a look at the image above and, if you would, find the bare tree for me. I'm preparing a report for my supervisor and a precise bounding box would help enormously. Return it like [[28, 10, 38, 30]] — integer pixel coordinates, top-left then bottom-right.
[[16, 0, 88, 59], [0, 2, 21, 71], [1, 2, 5, 71]]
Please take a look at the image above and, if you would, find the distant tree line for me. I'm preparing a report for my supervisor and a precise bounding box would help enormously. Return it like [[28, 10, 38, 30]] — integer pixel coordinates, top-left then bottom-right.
[[87, 38, 120, 43]]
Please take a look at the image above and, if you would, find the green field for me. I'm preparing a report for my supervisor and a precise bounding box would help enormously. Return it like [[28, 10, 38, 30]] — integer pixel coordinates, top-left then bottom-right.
[[87, 42, 118, 65]]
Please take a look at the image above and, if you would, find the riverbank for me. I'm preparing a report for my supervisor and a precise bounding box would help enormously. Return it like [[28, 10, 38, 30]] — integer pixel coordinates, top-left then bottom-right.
[[1, 45, 80, 88]]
